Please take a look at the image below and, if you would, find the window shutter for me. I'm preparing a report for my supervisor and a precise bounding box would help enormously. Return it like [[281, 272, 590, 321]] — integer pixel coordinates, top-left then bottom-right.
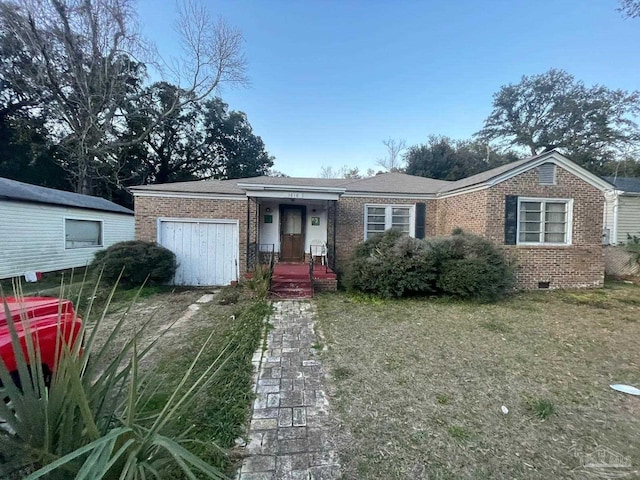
[[504, 195, 518, 245], [415, 203, 426, 239]]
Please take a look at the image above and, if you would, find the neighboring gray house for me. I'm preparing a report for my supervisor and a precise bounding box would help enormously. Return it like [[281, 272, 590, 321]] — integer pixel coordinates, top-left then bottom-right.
[[603, 176, 640, 245], [0, 177, 134, 279]]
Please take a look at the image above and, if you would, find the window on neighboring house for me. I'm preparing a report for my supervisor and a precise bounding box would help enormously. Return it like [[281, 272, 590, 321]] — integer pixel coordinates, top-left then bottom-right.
[[365, 205, 414, 239], [517, 198, 572, 245], [65, 219, 103, 249]]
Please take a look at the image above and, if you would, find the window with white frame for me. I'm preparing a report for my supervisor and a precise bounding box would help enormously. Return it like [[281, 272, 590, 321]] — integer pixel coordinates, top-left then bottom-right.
[[65, 219, 103, 249], [517, 198, 572, 245], [365, 205, 414, 239]]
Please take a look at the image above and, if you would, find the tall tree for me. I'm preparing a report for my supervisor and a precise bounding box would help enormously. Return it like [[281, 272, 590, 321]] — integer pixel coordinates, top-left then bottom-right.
[[116, 90, 273, 193], [476, 69, 640, 172], [116, 82, 208, 187], [202, 98, 274, 179], [0, 0, 247, 194], [405, 135, 519, 180]]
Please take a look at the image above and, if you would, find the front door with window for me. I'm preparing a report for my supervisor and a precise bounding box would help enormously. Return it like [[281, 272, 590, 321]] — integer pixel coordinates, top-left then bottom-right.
[[280, 205, 305, 262]]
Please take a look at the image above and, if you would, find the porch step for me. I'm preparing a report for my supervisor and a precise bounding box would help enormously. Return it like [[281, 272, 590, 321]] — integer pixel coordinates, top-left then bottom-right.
[[270, 279, 313, 299], [270, 263, 313, 299]]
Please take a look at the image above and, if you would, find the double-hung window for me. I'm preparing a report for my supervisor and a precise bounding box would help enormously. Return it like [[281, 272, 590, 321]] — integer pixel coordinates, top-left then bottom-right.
[[65, 219, 103, 249], [365, 205, 414, 240], [517, 198, 572, 245]]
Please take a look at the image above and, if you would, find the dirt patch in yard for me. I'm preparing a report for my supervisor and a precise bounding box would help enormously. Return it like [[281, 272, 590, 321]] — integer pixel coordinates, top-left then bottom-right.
[[89, 288, 218, 371], [314, 283, 640, 480]]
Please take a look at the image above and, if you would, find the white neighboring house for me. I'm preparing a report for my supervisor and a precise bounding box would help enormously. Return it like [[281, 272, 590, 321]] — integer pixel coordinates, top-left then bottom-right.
[[603, 176, 640, 245], [0, 177, 134, 279]]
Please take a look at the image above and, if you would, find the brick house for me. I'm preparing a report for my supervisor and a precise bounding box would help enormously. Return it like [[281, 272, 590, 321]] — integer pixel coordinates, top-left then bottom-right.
[[131, 150, 613, 290]]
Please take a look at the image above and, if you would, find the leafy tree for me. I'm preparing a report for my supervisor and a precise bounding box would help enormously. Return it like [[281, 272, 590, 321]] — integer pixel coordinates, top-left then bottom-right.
[[115, 89, 272, 195], [116, 82, 208, 187], [203, 98, 274, 179], [0, 0, 247, 195], [476, 69, 640, 172], [405, 135, 519, 180], [0, 99, 69, 189]]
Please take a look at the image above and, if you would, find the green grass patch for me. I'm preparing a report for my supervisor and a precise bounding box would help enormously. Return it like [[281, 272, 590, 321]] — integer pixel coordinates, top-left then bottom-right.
[[526, 398, 555, 420], [448, 425, 470, 442], [146, 299, 271, 475]]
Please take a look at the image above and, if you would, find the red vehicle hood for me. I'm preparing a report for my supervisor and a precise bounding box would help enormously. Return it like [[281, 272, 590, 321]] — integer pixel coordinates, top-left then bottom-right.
[[0, 297, 75, 326]]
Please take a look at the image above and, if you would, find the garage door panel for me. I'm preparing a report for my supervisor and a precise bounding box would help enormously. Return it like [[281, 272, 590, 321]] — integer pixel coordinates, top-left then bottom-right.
[[159, 220, 238, 286]]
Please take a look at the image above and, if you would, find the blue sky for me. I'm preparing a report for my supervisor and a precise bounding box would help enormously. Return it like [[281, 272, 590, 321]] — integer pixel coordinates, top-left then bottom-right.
[[136, 0, 640, 177]]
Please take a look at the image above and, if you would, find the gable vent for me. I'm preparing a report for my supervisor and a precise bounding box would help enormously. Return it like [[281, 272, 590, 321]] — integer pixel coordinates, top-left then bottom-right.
[[538, 163, 556, 185]]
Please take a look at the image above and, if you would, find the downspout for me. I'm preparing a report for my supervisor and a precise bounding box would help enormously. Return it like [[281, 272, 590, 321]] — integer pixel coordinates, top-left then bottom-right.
[[246, 196, 251, 272], [612, 194, 620, 245]]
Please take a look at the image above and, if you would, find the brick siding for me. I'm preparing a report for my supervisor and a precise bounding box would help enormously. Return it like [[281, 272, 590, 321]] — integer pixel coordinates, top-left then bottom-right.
[[334, 197, 437, 269], [135, 164, 606, 290], [434, 189, 488, 236], [435, 166, 605, 289]]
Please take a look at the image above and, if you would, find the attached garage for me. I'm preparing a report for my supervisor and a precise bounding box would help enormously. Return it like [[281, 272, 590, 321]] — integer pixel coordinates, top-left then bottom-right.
[[158, 218, 239, 286]]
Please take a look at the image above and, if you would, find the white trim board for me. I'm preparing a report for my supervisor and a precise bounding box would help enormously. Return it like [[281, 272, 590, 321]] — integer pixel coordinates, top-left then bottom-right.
[[133, 192, 246, 201]]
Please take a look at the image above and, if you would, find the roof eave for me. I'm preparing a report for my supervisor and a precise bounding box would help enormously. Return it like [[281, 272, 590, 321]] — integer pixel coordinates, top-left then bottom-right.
[[438, 151, 614, 196], [237, 183, 347, 194]]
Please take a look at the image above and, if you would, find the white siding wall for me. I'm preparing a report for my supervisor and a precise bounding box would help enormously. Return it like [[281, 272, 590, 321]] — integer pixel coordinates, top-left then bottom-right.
[[617, 196, 640, 243], [257, 200, 328, 253], [304, 203, 328, 252], [0, 200, 134, 279], [258, 201, 280, 252]]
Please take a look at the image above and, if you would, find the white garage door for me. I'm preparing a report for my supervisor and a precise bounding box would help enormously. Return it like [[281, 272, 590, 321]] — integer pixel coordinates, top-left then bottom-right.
[[158, 219, 239, 286]]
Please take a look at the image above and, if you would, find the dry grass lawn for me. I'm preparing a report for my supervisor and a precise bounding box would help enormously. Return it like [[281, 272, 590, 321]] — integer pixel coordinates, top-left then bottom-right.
[[314, 282, 640, 479]]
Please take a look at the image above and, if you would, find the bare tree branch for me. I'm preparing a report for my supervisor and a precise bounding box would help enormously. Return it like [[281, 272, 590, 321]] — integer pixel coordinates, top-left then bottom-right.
[[376, 138, 406, 172]]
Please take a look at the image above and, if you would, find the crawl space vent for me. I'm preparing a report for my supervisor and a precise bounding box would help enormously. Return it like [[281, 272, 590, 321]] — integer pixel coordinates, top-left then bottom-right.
[[538, 281, 550, 289]]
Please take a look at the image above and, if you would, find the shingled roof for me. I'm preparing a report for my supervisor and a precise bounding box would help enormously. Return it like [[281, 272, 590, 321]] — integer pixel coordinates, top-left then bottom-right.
[[0, 177, 133, 214], [130, 150, 612, 197], [131, 173, 451, 195], [603, 176, 640, 193]]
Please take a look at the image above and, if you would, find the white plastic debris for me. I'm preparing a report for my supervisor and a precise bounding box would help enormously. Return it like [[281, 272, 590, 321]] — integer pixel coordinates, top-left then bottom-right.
[[501, 405, 509, 414], [610, 384, 640, 396]]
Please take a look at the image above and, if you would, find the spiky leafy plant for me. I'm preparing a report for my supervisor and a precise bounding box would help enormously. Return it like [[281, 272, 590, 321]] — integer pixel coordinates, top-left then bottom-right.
[[0, 274, 232, 480]]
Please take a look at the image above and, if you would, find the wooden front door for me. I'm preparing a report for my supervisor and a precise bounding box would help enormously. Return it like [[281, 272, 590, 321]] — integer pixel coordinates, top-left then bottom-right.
[[280, 205, 305, 262]]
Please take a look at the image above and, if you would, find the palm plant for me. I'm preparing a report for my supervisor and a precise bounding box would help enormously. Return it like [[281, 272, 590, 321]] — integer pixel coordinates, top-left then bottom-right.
[[0, 275, 232, 479]]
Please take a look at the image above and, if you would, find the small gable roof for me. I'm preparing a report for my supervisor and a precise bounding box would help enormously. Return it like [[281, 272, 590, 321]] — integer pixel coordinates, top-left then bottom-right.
[[0, 177, 133, 214], [603, 176, 640, 193], [439, 150, 613, 194]]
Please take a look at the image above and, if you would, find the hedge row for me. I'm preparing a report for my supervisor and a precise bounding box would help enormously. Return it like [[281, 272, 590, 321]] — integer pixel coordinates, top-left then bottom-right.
[[345, 230, 514, 301]]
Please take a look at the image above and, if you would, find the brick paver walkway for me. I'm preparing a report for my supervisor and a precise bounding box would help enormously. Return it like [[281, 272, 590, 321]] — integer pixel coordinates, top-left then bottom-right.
[[237, 300, 341, 480]]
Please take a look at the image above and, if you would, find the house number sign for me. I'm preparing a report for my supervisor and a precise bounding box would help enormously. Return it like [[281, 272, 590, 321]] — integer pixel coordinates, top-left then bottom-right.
[[287, 192, 303, 198]]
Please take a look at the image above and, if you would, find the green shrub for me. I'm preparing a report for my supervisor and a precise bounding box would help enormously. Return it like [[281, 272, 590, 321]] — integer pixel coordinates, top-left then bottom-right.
[[434, 234, 514, 301], [346, 231, 439, 298], [345, 230, 514, 301], [245, 264, 272, 300], [90, 241, 177, 287]]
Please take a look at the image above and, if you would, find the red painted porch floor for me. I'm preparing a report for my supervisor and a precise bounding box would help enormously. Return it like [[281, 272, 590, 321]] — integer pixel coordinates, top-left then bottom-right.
[[270, 263, 336, 299]]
